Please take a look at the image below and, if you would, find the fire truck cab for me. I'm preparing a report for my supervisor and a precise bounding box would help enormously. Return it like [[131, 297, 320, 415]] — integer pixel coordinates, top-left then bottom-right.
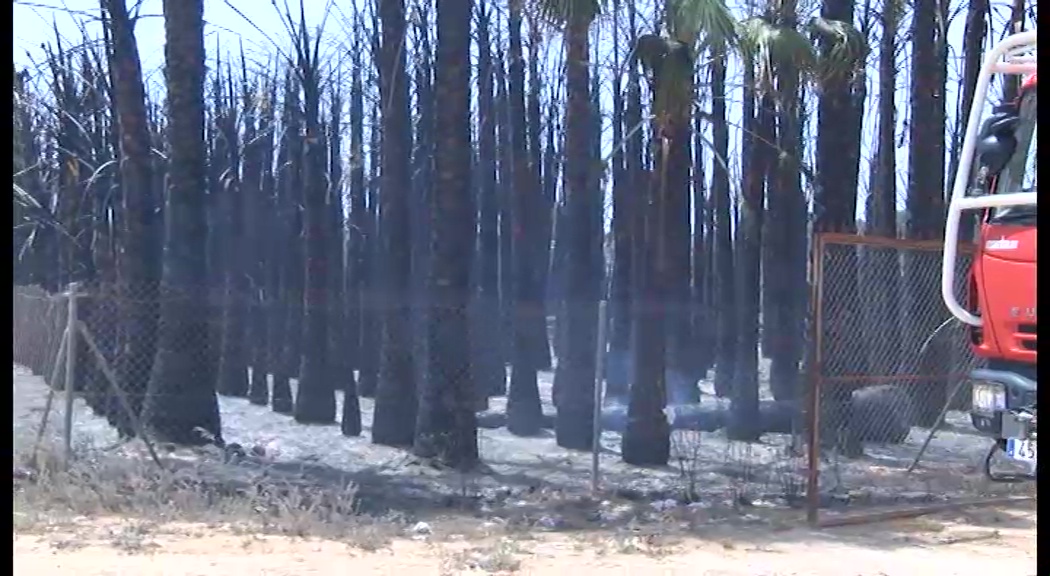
[[941, 30, 1037, 476]]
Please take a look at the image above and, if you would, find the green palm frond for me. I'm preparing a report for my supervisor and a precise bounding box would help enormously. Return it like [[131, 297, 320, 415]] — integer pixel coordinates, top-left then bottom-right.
[[528, 0, 602, 27], [737, 17, 816, 92], [806, 16, 868, 81], [666, 0, 737, 50]]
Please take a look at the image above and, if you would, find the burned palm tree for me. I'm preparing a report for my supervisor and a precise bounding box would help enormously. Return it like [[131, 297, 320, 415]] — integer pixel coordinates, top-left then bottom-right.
[[622, 0, 736, 466], [413, 0, 479, 467], [371, 0, 418, 447], [144, 0, 222, 444], [282, 7, 338, 425]]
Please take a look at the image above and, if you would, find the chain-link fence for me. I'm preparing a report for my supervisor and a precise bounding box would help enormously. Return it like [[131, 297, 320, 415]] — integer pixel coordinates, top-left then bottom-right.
[[13, 285, 67, 388], [806, 233, 1034, 526], [13, 280, 809, 509]]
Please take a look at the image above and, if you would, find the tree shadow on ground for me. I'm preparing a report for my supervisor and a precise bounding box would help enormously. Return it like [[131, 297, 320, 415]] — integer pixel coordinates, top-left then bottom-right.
[[203, 450, 1034, 553]]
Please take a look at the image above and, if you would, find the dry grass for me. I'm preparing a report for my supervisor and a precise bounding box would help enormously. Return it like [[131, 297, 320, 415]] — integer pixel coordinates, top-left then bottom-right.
[[13, 442, 402, 550], [12, 441, 1038, 575]]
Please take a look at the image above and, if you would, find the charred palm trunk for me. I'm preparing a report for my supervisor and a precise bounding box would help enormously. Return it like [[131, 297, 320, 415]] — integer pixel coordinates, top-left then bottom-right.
[[414, 0, 478, 466], [101, 0, 160, 434], [710, 51, 734, 399], [553, 10, 599, 450], [690, 85, 711, 381], [242, 78, 271, 406], [949, 0, 987, 246], [343, 47, 367, 435], [270, 73, 302, 414], [904, 0, 948, 427], [815, 0, 866, 455], [145, 0, 222, 444], [495, 47, 516, 378], [862, 1, 902, 386], [729, 67, 771, 442], [607, 3, 644, 403], [204, 68, 225, 403], [767, 3, 806, 402], [217, 78, 250, 399], [660, 66, 697, 408], [411, 17, 435, 411], [372, 0, 418, 447], [506, 0, 544, 436], [327, 85, 360, 432], [471, 1, 507, 404], [608, 3, 631, 393], [526, 22, 553, 372], [622, 38, 693, 466], [357, 101, 382, 398], [102, 0, 161, 437], [254, 80, 279, 407], [294, 29, 337, 425]]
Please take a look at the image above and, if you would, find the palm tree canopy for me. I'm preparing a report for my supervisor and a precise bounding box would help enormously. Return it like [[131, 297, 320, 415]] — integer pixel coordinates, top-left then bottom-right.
[[807, 16, 869, 82], [529, 0, 602, 27], [665, 0, 737, 51], [737, 17, 816, 91]]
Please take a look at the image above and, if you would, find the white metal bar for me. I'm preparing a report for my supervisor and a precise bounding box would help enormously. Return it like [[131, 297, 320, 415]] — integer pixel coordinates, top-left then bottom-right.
[[954, 192, 1038, 211], [941, 30, 1037, 327], [590, 300, 608, 496]]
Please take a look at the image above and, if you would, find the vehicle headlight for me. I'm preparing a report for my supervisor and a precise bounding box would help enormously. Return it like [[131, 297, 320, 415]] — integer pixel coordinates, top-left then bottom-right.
[[972, 381, 1007, 414]]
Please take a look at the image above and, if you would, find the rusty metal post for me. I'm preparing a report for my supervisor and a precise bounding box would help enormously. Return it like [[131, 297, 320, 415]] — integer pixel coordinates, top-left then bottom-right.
[[805, 234, 826, 526]]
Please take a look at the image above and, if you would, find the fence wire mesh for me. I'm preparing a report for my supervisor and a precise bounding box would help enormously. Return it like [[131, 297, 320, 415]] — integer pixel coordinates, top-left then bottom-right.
[[13, 285, 67, 388], [13, 280, 809, 510], [808, 234, 1034, 524]]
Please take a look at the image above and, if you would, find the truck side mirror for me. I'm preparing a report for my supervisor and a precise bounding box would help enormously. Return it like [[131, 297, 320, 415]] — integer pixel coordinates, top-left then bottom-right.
[[977, 132, 1017, 175], [976, 104, 1019, 175]]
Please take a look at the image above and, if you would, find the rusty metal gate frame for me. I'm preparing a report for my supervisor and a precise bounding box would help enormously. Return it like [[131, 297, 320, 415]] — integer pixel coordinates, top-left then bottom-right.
[[803, 233, 1026, 527]]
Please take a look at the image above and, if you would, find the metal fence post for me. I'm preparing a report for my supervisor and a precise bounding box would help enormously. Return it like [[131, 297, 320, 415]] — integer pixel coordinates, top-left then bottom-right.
[[805, 234, 825, 526], [591, 300, 608, 495], [63, 282, 80, 463]]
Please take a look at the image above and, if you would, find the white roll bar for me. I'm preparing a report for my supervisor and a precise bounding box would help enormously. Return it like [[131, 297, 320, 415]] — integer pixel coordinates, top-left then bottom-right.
[[941, 30, 1037, 327]]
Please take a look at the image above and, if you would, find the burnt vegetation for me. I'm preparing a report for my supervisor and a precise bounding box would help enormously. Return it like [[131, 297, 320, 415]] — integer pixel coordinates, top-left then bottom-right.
[[12, 0, 1023, 471]]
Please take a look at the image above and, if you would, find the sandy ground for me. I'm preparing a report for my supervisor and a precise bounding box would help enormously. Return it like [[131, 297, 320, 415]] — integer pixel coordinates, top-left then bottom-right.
[[12, 360, 1037, 576], [12, 504, 1038, 576]]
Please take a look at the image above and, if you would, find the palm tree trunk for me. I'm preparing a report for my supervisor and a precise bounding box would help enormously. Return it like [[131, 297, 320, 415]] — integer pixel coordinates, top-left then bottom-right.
[[813, 0, 866, 456], [356, 101, 382, 398], [552, 8, 599, 451], [217, 87, 250, 399], [343, 46, 368, 436], [710, 50, 735, 399], [269, 72, 300, 414], [145, 0, 222, 444], [471, 1, 508, 404], [728, 69, 768, 443], [767, 2, 806, 403], [904, 0, 949, 427], [863, 0, 902, 386], [372, 0, 418, 447], [101, 0, 160, 436], [414, 0, 478, 466], [526, 22, 554, 372], [506, 0, 544, 436]]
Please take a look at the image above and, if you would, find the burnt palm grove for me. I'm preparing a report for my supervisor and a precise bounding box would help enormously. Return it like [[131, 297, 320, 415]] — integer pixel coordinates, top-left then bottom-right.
[[12, 0, 1028, 467]]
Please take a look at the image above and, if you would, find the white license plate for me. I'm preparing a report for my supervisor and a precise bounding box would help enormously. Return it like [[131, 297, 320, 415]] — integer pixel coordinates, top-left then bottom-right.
[[1006, 438, 1037, 463]]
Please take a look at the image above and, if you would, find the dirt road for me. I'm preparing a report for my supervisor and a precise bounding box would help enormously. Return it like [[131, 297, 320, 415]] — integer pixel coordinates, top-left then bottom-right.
[[14, 505, 1036, 576]]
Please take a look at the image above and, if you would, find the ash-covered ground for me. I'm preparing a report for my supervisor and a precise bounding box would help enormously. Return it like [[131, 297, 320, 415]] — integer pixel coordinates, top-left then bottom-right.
[[12, 360, 1029, 517]]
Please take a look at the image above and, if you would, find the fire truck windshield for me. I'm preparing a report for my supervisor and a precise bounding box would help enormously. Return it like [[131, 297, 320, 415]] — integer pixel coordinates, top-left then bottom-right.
[[990, 85, 1037, 224]]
